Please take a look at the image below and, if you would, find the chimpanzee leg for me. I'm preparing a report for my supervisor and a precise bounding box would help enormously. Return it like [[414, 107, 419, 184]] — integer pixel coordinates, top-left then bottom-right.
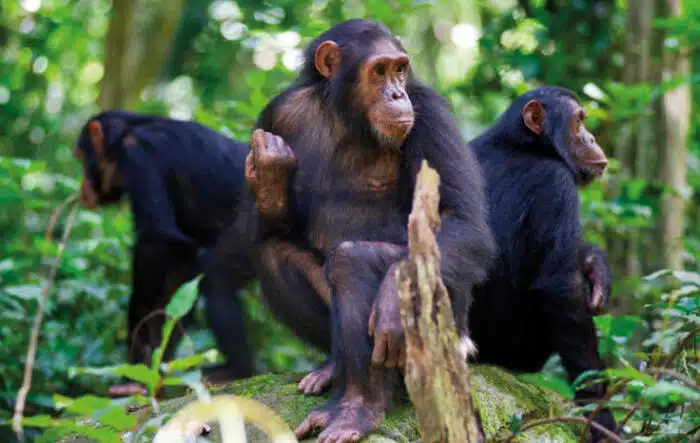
[[108, 237, 197, 397], [201, 221, 258, 382], [550, 299, 616, 442], [258, 239, 332, 352], [296, 241, 406, 443], [255, 238, 338, 395]]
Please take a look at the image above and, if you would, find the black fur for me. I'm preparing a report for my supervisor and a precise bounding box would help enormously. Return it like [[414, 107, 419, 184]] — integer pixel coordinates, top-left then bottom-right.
[[75, 111, 256, 379], [252, 19, 495, 439], [469, 86, 616, 442]]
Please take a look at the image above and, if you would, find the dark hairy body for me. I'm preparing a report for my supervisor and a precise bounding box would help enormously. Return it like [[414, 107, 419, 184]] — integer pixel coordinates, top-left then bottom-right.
[[468, 86, 616, 441], [74, 111, 257, 396], [244, 19, 495, 443]]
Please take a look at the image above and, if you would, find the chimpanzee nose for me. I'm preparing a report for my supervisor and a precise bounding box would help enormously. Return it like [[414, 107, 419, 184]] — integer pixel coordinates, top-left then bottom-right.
[[391, 89, 404, 100]]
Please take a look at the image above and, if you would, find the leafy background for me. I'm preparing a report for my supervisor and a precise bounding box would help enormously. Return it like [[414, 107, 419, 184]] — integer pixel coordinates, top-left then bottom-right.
[[0, 0, 697, 441]]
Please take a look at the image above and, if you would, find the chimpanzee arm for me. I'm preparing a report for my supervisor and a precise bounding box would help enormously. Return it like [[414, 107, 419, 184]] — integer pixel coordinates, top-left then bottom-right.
[[528, 168, 606, 392], [404, 86, 496, 333], [119, 146, 194, 246], [250, 96, 303, 240]]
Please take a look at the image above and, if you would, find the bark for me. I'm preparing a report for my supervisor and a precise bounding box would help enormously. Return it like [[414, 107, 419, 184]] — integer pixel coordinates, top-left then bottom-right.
[[659, 0, 690, 270], [397, 160, 484, 443]]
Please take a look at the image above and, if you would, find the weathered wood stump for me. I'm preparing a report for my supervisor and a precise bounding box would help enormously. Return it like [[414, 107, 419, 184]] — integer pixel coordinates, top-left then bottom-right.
[[397, 160, 484, 443]]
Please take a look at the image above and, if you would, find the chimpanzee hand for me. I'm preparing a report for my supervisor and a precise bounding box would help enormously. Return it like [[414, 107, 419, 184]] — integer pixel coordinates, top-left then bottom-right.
[[579, 244, 612, 315], [246, 129, 296, 219], [368, 263, 405, 369]]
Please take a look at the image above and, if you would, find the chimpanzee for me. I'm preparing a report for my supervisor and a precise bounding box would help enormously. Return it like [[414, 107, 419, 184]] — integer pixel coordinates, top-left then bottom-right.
[[74, 111, 257, 397], [241, 19, 497, 443], [467, 86, 616, 441]]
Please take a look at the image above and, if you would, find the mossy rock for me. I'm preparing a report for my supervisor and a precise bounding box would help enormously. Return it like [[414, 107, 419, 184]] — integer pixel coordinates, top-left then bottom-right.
[[60, 365, 580, 442]]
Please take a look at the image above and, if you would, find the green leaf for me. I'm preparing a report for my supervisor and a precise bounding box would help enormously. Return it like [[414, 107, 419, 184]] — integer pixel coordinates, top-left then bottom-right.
[[161, 349, 220, 374], [642, 381, 700, 407], [571, 369, 604, 389], [165, 275, 202, 319], [21, 415, 55, 427], [605, 366, 657, 386], [163, 370, 211, 399], [96, 406, 137, 430], [508, 412, 523, 433], [70, 363, 158, 386], [518, 373, 574, 399], [52, 394, 111, 414]]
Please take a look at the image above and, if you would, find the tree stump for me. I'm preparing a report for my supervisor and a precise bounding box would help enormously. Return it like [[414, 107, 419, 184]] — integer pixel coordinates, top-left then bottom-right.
[[397, 160, 485, 443]]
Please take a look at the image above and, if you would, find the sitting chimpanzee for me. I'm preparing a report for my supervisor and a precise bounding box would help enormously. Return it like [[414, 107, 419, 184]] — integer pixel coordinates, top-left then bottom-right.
[[239, 19, 497, 442], [467, 86, 616, 441], [74, 111, 257, 397]]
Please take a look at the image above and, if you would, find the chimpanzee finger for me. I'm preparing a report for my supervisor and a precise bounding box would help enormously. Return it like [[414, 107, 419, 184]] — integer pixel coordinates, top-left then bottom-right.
[[368, 307, 376, 337], [244, 152, 256, 182], [263, 132, 278, 157], [251, 129, 268, 162], [371, 334, 388, 365], [589, 285, 605, 314]]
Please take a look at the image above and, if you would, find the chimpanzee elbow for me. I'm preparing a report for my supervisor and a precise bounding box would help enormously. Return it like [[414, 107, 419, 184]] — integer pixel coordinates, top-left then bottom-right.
[[437, 217, 496, 290]]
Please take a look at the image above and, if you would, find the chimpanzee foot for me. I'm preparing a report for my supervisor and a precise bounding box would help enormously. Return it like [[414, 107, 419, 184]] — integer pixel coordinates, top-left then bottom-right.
[[312, 398, 384, 443], [299, 360, 335, 395], [107, 382, 148, 398], [294, 405, 333, 440]]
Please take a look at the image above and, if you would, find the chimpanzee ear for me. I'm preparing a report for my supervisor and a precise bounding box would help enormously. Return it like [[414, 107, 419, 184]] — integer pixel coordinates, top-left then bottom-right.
[[315, 40, 341, 78], [522, 100, 545, 135], [87, 120, 105, 156]]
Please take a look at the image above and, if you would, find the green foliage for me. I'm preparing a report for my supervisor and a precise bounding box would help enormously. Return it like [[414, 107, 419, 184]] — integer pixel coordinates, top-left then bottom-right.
[[0, 0, 698, 441]]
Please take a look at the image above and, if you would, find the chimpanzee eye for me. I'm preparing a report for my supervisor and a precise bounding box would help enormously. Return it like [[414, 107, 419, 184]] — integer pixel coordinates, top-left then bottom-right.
[[396, 63, 408, 74], [374, 64, 386, 77]]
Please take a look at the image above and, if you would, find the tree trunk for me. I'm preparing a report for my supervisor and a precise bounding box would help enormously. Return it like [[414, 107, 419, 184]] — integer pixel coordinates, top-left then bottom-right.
[[98, 0, 185, 111], [659, 0, 690, 270], [397, 161, 484, 443], [611, 0, 660, 282], [98, 0, 135, 110]]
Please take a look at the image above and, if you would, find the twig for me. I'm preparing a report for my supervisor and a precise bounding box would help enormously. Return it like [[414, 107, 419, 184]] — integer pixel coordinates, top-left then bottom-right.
[[44, 195, 79, 242], [662, 326, 699, 368], [579, 378, 629, 443], [500, 416, 626, 443], [12, 200, 80, 441], [646, 367, 699, 391]]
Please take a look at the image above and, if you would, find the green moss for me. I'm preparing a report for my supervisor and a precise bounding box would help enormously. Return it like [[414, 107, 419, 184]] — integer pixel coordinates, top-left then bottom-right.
[[59, 366, 579, 443]]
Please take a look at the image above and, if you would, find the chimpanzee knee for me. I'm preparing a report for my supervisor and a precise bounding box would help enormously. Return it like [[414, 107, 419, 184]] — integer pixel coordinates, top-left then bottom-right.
[[325, 240, 406, 289]]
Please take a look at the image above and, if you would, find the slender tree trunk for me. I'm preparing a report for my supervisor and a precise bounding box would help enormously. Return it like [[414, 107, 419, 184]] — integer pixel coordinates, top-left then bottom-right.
[[659, 0, 690, 270], [611, 0, 655, 280], [98, 0, 186, 111], [98, 0, 135, 110]]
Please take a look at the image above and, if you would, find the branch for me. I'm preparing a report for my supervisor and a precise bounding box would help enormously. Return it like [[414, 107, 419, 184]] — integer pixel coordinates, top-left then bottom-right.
[[397, 160, 484, 443], [12, 197, 80, 440], [501, 416, 625, 443], [646, 368, 699, 391]]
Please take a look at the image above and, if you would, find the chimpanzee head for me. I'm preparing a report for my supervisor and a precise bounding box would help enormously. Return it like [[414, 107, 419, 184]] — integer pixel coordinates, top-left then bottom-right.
[[519, 86, 608, 185], [300, 19, 415, 150], [73, 111, 132, 209]]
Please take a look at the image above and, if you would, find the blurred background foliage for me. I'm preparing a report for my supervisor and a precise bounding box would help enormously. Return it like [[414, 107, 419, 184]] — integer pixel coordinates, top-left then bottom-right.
[[0, 0, 697, 441]]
